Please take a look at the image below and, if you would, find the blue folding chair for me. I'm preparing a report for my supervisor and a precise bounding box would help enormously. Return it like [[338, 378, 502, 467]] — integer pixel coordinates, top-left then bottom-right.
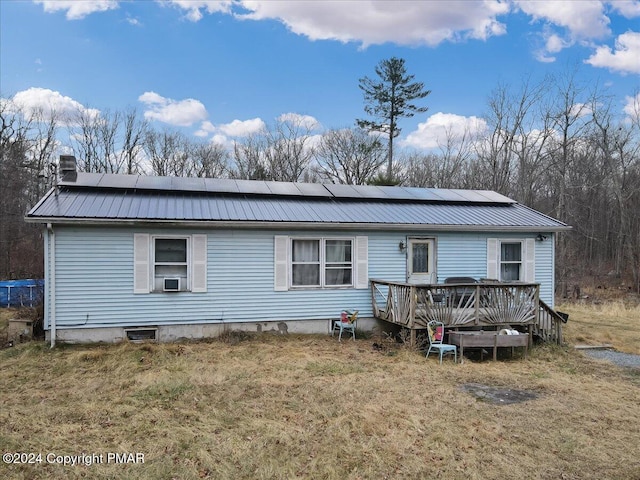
[[425, 321, 457, 363], [332, 310, 358, 341]]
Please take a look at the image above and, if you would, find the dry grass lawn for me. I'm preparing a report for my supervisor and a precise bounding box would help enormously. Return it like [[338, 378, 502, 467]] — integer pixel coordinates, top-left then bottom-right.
[[0, 304, 639, 480], [560, 301, 640, 354]]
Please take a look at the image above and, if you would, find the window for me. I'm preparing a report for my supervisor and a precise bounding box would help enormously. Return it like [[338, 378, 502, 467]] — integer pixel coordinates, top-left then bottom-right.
[[500, 242, 522, 281], [133, 233, 207, 294], [487, 238, 535, 283], [291, 238, 353, 288], [325, 239, 352, 286], [292, 239, 320, 286], [154, 237, 188, 292]]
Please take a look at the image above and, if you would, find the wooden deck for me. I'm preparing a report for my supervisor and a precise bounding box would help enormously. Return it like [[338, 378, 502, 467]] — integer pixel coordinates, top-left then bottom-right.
[[370, 279, 564, 347]]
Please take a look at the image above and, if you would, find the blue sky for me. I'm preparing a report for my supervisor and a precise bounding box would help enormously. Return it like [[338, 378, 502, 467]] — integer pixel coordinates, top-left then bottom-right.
[[1, 1, 639, 150]]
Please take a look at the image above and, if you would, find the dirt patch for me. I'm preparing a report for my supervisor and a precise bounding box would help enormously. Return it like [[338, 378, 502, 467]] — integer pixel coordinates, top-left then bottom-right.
[[461, 383, 539, 405]]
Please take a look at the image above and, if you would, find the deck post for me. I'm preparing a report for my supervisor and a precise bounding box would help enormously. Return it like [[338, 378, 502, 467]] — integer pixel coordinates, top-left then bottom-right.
[[475, 284, 480, 325], [409, 285, 416, 348], [533, 284, 540, 348], [370, 280, 376, 317]]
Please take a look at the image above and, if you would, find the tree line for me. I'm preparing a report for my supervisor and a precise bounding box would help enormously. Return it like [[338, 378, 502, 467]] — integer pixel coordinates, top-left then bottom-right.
[[1, 66, 639, 293]]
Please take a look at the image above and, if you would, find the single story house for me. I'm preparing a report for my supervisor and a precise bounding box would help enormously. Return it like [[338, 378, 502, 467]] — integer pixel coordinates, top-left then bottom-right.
[[26, 157, 570, 345]]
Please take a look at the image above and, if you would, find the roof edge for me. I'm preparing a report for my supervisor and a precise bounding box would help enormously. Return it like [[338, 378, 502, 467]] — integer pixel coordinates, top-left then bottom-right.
[[24, 216, 573, 232]]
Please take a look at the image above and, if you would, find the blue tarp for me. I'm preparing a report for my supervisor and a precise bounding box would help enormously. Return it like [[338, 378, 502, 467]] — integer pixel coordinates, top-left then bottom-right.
[[0, 279, 44, 308]]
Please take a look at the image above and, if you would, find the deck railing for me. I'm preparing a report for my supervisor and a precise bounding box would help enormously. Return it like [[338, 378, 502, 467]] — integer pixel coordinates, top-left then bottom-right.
[[370, 279, 562, 345], [537, 299, 565, 344]]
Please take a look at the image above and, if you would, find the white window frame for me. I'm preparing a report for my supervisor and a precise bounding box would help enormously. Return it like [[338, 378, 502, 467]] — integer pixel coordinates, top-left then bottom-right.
[[134, 233, 207, 294], [152, 235, 191, 292], [289, 237, 354, 289], [499, 240, 523, 282]]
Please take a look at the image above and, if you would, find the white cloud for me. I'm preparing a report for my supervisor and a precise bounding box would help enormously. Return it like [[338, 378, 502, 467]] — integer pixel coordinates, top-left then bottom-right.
[[545, 32, 571, 54], [516, 1, 610, 39], [218, 118, 266, 136], [236, 1, 510, 47], [194, 121, 215, 138], [34, 0, 118, 19], [586, 31, 640, 74], [569, 102, 593, 119], [210, 134, 230, 145], [194, 118, 265, 144], [277, 113, 321, 131], [138, 91, 166, 104], [9, 87, 100, 124], [515, 1, 614, 62], [34, 0, 509, 46], [138, 91, 208, 127], [163, 0, 233, 22], [125, 16, 141, 26], [609, 0, 640, 18], [403, 112, 487, 150]]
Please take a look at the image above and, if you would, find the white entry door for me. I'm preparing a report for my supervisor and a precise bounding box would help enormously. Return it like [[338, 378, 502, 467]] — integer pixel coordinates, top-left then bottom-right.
[[407, 238, 436, 284]]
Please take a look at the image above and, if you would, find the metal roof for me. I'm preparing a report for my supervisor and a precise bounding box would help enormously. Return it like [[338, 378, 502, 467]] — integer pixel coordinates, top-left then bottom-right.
[[27, 174, 570, 231]]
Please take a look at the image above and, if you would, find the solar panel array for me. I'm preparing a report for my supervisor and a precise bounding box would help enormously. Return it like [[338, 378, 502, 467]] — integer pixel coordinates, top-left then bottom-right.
[[61, 172, 516, 204]]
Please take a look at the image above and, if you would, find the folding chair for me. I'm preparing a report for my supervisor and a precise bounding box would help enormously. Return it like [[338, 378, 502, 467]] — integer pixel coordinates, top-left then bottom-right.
[[332, 310, 358, 341], [425, 321, 457, 363]]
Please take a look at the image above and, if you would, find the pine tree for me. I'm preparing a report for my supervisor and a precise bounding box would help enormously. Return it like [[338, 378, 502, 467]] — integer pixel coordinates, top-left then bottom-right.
[[357, 57, 430, 181]]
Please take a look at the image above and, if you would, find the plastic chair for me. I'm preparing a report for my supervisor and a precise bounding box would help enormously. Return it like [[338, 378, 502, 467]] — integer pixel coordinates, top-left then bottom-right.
[[425, 321, 457, 364], [332, 310, 358, 341]]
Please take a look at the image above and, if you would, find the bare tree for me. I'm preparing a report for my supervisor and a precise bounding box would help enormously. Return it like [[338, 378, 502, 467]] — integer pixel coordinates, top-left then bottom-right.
[[144, 129, 190, 177], [544, 71, 593, 291], [190, 141, 228, 178], [72, 107, 102, 173], [314, 128, 385, 184], [475, 78, 547, 194], [264, 116, 316, 182], [120, 108, 148, 174], [70, 107, 148, 174], [0, 98, 52, 278], [590, 94, 640, 282], [232, 116, 316, 181], [231, 132, 269, 180]]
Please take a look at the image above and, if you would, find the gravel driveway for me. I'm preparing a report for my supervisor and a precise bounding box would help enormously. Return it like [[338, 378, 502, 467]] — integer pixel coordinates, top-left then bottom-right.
[[582, 349, 640, 369]]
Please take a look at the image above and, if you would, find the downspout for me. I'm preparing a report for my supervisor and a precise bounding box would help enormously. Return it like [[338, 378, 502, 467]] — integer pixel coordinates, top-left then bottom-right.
[[47, 223, 56, 348]]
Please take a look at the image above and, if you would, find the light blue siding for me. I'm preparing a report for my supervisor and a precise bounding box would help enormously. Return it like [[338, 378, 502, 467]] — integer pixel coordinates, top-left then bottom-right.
[[435, 232, 488, 281], [535, 233, 555, 307], [50, 227, 556, 330]]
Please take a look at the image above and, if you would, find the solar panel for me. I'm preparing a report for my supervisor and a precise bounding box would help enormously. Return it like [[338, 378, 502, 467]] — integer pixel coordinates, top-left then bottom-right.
[[98, 173, 139, 189], [64, 172, 103, 187], [265, 181, 303, 196], [234, 179, 272, 195], [293, 182, 333, 197], [350, 185, 388, 198], [474, 190, 516, 204], [170, 176, 207, 192], [451, 189, 488, 203], [431, 189, 467, 202], [135, 175, 173, 191], [204, 178, 240, 194], [375, 185, 416, 200], [398, 187, 446, 201], [324, 184, 365, 198]]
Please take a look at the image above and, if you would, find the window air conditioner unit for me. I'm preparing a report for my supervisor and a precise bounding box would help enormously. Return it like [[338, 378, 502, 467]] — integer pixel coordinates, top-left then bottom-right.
[[163, 278, 180, 292]]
